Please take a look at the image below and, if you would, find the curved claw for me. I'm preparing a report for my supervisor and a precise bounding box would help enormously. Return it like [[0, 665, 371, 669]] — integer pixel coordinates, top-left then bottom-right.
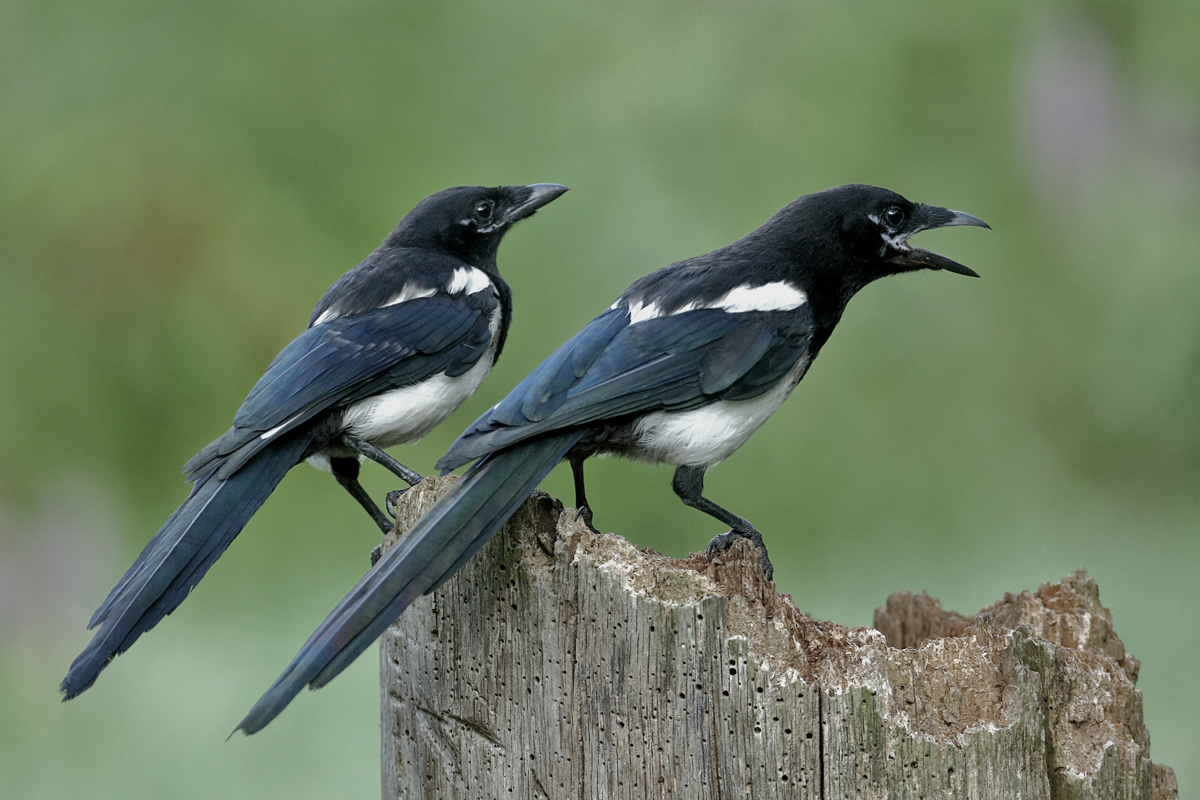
[[574, 504, 599, 534], [704, 529, 774, 581], [385, 488, 410, 519], [704, 531, 737, 559]]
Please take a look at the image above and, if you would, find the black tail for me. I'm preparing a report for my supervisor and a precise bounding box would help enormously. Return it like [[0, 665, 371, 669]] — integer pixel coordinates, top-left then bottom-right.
[[60, 431, 312, 700], [234, 430, 582, 735]]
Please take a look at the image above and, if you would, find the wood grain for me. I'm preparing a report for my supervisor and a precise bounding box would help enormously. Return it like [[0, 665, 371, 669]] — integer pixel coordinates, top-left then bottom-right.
[[379, 477, 1176, 799]]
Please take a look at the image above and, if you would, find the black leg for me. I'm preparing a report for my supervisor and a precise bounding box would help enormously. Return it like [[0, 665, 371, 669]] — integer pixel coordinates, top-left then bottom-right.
[[671, 465, 773, 580], [345, 437, 424, 520], [345, 437, 423, 487], [330, 457, 392, 535], [570, 456, 599, 532]]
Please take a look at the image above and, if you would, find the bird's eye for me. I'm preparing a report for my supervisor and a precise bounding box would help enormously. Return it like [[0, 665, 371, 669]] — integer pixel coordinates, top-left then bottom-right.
[[474, 201, 493, 220], [883, 206, 904, 228]]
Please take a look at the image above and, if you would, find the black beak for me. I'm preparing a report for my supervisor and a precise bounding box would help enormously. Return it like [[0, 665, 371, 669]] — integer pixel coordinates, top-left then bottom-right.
[[505, 183, 570, 223], [895, 205, 990, 278]]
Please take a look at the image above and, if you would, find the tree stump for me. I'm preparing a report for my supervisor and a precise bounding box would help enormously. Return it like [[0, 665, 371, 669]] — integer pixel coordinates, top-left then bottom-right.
[[379, 477, 1177, 799]]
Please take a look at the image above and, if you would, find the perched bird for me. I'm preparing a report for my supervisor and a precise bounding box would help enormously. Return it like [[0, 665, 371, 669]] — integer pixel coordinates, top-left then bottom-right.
[[60, 183, 569, 700], [236, 183, 988, 733]]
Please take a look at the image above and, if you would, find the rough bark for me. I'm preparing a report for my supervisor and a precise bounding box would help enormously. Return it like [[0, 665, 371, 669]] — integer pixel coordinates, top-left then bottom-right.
[[379, 477, 1177, 800]]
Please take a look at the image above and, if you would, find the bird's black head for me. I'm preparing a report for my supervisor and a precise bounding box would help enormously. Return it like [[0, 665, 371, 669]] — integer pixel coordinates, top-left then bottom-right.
[[759, 184, 989, 306], [834, 184, 988, 281], [385, 183, 569, 266]]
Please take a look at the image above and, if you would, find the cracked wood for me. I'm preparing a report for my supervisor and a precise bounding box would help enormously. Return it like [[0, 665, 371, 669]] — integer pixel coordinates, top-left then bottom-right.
[[379, 477, 1176, 799]]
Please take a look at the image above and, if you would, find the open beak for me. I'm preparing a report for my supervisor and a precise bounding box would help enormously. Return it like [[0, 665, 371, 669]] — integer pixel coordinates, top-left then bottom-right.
[[505, 183, 570, 223], [894, 206, 990, 278]]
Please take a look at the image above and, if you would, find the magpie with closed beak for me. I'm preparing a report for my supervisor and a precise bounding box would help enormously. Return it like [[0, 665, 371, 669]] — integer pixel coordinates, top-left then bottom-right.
[[236, 183, 988, 733], [59, 183, 569, 700]]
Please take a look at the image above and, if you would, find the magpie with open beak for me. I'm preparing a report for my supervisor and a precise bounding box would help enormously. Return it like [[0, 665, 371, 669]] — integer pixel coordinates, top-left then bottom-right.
[[236, 183, 987, 733], [60, 183, 568, 700]]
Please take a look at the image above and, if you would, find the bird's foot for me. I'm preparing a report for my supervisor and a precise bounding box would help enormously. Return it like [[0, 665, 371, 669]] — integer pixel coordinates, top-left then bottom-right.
[[385, 488, 409, 519], [574, 504, 600, 534], [705, 530, 774, 581], [369, 544, 382, 566]]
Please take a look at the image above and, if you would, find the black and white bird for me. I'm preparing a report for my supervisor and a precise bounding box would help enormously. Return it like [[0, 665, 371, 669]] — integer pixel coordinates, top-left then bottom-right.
[[235, 183, 988, 733], [60, 183, 569, 700]]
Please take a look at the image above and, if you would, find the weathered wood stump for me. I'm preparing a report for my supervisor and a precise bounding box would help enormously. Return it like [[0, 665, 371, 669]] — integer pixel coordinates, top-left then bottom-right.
[[380, 477, 1177, 799]]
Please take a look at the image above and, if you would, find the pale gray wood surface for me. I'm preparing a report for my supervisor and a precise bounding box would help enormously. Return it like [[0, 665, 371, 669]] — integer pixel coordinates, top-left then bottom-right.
[[379, 477, 1176, 799]]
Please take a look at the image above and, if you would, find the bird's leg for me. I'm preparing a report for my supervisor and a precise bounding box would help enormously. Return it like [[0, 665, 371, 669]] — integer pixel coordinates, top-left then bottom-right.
[[345, 437, 423, 486], [344, 437, 423, 523], [569, 456, 599, 533], [671, 465, 773, 580], [330, 457, 392, 535]]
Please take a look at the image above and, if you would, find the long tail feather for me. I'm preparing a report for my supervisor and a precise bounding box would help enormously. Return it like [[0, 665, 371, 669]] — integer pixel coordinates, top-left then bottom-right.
[[60, 432, 311, 700], [235, 430, 581, 735]]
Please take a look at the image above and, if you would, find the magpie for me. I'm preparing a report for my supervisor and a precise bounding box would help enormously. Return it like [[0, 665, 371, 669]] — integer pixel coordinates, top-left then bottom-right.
[[235, 183, 988, 734], [59, 183, 569, 700]]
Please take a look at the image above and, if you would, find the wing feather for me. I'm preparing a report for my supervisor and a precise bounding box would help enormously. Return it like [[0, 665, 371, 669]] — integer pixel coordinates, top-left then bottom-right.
[[185, 291, 498, 480], [438, 303, 813, 470]]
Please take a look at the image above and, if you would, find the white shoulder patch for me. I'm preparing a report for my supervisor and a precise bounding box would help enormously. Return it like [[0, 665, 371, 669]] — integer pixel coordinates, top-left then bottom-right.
[[313, 307, 340, 326], [313, 283, 440, 325], [383, 285, 438, 308], [448, 267, 492, 295], [627, 300, 663, 324], [620, 280, 806, 327], [712, 282, 807, 313]]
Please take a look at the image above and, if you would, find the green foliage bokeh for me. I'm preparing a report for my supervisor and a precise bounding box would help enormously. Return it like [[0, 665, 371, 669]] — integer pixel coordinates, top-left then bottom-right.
[[1, 1, 1197, 796]]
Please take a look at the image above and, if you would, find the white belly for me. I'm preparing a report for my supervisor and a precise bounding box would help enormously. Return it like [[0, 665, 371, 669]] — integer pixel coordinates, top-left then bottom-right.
[[340, 355, 494, 448], [631, 356, 811, 467], [307, 308, 500, 473]]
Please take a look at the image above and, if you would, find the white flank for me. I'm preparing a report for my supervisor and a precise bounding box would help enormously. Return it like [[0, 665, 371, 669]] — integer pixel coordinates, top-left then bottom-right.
[[631, 355, 811, 466], [447, 267, 492, 295], [338, 365, 488, 448], [337, 308, 501, 448], [306, 453, 335, 473], [711, 282, 807, 313]]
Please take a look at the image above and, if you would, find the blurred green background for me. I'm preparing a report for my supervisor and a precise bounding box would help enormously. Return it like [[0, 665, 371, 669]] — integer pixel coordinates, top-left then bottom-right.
[[2, 0, 1196, 796]]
